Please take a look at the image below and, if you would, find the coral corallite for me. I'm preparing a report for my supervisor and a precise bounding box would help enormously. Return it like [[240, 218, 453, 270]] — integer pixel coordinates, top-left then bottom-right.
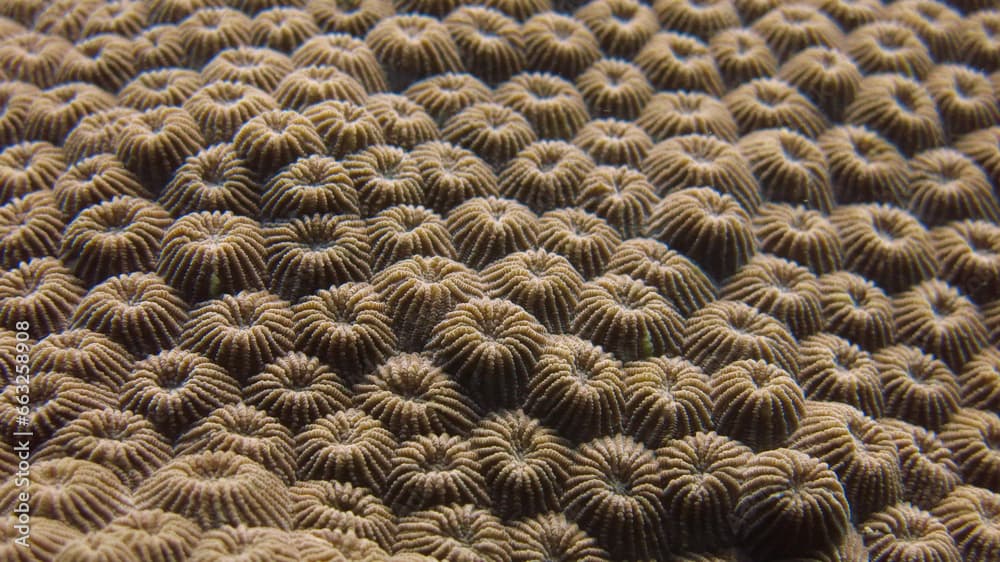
[[710, 359, 805, 450], [157, 211, 267, 304], [524, 335, 627, 443], [562, 434, 666, 560], [428, 297, 547, 409], [353, 352, 479, 439], [470, 409, 571, 519], [735, 448, 851, 559], [572, 273, 684, 362], [624, 356, 713, 448], [791, 404, 903, 522], [179, 289, 295, 381], [658, 431, 752, 550], [292, 282, 397, 380], [294, 408, 397, 493], [136, 451, 291, 530]]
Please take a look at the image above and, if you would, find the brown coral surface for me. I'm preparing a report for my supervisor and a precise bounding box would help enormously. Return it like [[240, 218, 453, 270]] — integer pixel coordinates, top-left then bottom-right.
[[4, 1, 1000, 559]]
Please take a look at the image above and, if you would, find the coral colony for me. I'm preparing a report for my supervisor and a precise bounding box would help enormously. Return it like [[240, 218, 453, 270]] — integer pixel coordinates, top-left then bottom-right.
[[2, 0, 1000, 560]]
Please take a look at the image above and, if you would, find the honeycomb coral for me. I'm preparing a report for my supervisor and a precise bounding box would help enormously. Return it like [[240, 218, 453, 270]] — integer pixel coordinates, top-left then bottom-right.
[[0, 370, 116, 442], [576, 59, 653, 122], [232, 108, 324, 178], [860, 503, 961, 562], [373, 255, 484, 350], [25, 83, 116, 146], [290, 480, 396, 549], [508, 512, 610, 561], [791, 404, 903, 522], [736, 128, 832, 212], [175, 404, 297, 485], [958, 348, 1000, 412], [115, 106, 205, 190], [573, 119, 652, 169], [537, 207, 619, 280], [907, 148, 1000, 227], [496, 72, 589, 141], [413, 140, 497, 215], [250, 7, 319, 53], [875, 345, 961, 431], [35, 408, 172, 490], [118, 69, 202, 111], [833, 203, 937, 295], [404, 73, 492, 125], [932, 485, 1000, 561], [353, 352, 478, 439], [499, 140, 594, 214], [845, 74, 944, 157], [183, 81, 277, 146], [778, 47, 860, 123], [264, 213, 371, 299], [645, 187, 756, 281], [817, 271, 895, 351], [260, 154, 359, 218], [576, 0, 657, 59], [396, 503, 514, 562], [721, 254, 823, 339], [156, 211, 267, 303], [522, 12, 599, 79], [245, 352, 352, 431], [384, 432, 490, 513], [442, 102, 536, 168], [368, 204, 454, 272], [710, 28, 777, 90], [798, 333, 884, 418], [59, 196, 171, 286], [5, 0, 1000, 555], [0, 191, 64, 270], [71, 272, 188, 357], [444, 6, 524, 86], [893, 279, 989, 371], [89, 509, 202, 562], [576, 166, 658, 240], [884, 417, 962, 512], [0, 257, 85, 339], [481, 248, 583, 334], [0, 141, 65, 204], [366, 15, 463, 90], [940, 408, 1000, 492], [121, 348, 241, 438], [345, 144, 424, 217], [710, 359, 805, 450], [0, 458, 132, 533], [30, 329, 131, 390], [159, 143, 258, 217], [635, 31, 722, 95]]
